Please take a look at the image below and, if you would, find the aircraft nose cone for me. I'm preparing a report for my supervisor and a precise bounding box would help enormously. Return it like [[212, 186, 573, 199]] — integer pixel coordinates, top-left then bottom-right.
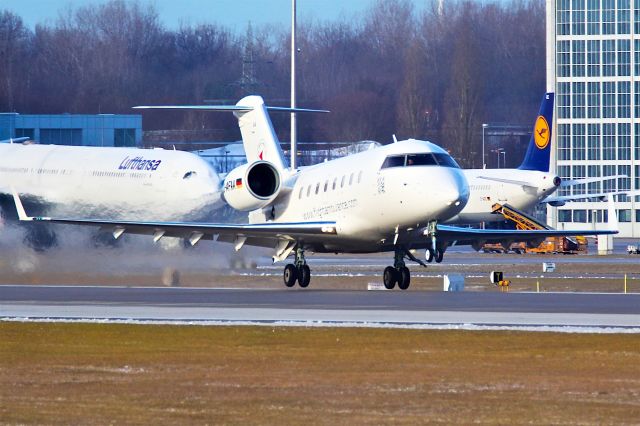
[[434, 170, 469, 218]]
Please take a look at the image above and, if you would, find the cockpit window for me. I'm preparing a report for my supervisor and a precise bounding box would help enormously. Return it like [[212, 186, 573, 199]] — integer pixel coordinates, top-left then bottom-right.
[[432, 153, 460, 169], [406, 154, 438, 166], [381, 153, 460, 170], [183, 171, 197, 179], [381, 155, 405, 169]]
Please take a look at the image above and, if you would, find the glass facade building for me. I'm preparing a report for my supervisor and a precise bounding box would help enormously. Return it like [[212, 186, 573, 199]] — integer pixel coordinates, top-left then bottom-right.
[[549, 0, 640, 236], [0, 113, 141, 147]]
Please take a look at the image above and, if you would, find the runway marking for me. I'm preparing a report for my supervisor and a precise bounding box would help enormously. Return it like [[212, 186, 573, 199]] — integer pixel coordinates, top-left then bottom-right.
[[3, 316, 640, 334], [2, 303, 639, 333]]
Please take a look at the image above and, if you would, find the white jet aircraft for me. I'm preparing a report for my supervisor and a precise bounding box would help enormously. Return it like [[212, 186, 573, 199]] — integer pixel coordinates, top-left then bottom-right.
[[1, 142, 224, 248], [12, 96, 617, 290]]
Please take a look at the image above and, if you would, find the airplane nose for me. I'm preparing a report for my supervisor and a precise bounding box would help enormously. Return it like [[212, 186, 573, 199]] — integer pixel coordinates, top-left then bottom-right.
[[433, 170, 469, 217]]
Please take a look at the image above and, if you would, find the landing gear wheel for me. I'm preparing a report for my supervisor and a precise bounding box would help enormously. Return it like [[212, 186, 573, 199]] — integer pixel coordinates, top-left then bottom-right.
[[284, 264, 298, 287], [398, 266, 411, 290], [383, 266, 397, 289], [435, 248, 444, 263], [298, 264, 311, 288], [426, 249, 434, 263]]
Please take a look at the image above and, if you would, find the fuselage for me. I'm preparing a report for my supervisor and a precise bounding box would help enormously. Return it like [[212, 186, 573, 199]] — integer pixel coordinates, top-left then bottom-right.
[[0, 143, 223, 221], [261, 139, 469, 252], [445, 168, 560, 224]]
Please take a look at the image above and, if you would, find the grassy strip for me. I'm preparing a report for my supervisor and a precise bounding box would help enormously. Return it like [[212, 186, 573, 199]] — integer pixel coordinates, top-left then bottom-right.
[[2, 322, 640, 424]]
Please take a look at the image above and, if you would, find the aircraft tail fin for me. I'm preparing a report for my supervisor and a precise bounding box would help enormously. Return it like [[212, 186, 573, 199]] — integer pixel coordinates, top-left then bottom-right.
[[518, 92, 554, 172], [134, 96, 328, 172], [233, 96, 287, 172]]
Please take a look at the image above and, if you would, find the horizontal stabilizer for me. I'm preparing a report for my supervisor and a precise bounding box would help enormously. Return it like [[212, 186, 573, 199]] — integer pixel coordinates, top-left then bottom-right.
[[477, 176, 536, 188], [560, 175, 626, 187], [133, 105, 329, 113]]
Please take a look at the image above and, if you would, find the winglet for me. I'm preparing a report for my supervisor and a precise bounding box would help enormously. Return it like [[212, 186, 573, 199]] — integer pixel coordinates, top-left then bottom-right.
[[12, 189, 32, 221]]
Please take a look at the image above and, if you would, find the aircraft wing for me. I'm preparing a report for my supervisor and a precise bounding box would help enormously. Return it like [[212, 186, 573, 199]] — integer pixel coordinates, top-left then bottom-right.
[[12, 191, 336, 252], [435, 224, 616, 244]]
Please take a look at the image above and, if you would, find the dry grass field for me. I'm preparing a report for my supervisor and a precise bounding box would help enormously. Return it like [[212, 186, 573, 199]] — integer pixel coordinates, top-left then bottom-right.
[[2, 322, 640, 424]]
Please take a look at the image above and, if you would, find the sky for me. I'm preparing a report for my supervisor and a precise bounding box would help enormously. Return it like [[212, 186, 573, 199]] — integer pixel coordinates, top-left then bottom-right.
[[2, 0, 429, 32]]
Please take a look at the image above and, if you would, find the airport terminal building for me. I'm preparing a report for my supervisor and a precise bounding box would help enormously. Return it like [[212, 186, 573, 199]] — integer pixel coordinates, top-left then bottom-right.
[[547, 0, 640, 236], [0, 113, 141, 147]]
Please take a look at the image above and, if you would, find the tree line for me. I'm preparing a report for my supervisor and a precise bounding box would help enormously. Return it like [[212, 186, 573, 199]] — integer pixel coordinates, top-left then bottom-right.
[[0, 0, 545, 167]]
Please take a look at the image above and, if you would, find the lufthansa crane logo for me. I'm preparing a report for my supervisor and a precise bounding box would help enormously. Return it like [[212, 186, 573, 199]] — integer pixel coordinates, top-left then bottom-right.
[[534, 115, 550, 149]]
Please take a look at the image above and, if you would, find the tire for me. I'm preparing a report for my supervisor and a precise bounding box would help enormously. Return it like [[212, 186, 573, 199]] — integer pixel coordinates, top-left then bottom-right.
[[383, 266, 397, 289], [298, 264, 311, 288], [435, 248, 444, 263], [283, 264, 298, 287], [398, 266, 410, 290], [426, 249, 434, 263]]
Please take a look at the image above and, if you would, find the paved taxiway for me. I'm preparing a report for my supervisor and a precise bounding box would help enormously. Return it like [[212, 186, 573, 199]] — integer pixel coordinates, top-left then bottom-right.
[[1, 285, 639, 331]]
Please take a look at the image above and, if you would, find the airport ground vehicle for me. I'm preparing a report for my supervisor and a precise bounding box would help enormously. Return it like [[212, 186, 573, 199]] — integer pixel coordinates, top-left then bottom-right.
[[627, 244, 640, 254], [481, 203, 587, 254]]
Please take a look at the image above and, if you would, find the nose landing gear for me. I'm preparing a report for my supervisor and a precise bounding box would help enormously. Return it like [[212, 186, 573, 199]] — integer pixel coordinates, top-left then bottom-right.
[[425, 247, 444, 263], [283, 247, 311, 288]]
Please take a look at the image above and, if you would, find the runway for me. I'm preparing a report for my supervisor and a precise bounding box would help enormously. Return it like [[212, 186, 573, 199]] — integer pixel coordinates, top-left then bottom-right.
[[2, 285, 640, 332]]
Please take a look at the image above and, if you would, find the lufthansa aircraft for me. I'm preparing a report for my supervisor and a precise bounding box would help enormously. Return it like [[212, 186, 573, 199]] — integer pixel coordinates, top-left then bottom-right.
[[12, 96, 617, 290], [0, 142, 224, 247], [450, 92, 624, 224]]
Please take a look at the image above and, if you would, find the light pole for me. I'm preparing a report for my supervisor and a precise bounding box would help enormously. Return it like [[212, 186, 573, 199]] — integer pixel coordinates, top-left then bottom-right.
[[495, 148, 504, 168], [501, 150, 506, 168], [482, 123, 488, 169], [290, 0, 297, 169]]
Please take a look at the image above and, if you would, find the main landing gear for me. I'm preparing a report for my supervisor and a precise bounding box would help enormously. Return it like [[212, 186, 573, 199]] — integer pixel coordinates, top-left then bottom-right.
[[383, 244, 444, 290], [383, 249, 413, 290], [283, 247, 311, 288]]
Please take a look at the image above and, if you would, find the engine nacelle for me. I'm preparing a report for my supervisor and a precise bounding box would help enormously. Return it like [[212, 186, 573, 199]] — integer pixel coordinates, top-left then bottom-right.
[[222, 161, 281, 211]]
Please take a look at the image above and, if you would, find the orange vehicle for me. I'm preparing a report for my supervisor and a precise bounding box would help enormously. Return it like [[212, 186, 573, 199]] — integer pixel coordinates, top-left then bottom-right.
[[481, 204, 588, 254]]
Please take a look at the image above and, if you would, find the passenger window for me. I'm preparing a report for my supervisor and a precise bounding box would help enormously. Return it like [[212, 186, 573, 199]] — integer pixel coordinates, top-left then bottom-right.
[[315, 183, 320, 195], [357, 171, 363, 183], [381, 155, 405, 169], [349, 173, 354, 185], [299, 186, 303, 199], [324, 180, 328, 192], [307, 185, 311, 197], [332, 177, 337, 190], [341, 175, 345, 188]]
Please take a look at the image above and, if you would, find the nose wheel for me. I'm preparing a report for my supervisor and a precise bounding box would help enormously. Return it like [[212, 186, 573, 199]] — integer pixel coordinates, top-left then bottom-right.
[[426, 248, 444, 263], [283, 247, 311, 288]]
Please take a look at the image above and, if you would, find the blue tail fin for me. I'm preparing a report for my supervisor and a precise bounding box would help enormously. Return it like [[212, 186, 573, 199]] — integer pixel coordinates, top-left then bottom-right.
[[518, 92, 554, 172]]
